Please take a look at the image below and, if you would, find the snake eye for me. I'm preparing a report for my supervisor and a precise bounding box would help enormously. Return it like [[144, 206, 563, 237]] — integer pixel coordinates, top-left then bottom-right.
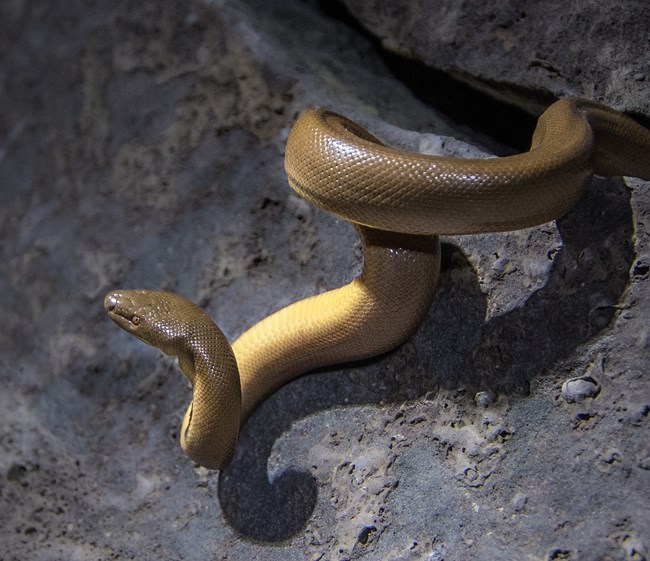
[[131, 315, 141, 325]]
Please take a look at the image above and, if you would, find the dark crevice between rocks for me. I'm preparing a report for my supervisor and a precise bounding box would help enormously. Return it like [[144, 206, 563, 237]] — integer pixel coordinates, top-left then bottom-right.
[[627, 108, 650, 130], [316, 0, 541, 152], [316, 0, 650, 151]]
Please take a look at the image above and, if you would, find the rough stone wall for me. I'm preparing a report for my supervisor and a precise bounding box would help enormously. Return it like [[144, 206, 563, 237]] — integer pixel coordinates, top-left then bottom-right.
[[0, 1, 648, 560], [340, 0, 650, 114]]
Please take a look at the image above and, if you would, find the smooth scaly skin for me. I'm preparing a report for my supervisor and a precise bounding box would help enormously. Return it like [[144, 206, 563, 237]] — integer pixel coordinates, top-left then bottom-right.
[[105, 97, 650, 469], [104, 291, 240, 469], [285, 98, 650, 234]]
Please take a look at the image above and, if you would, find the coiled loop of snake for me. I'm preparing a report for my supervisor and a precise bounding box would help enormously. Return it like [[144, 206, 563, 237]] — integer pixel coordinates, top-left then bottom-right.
[[105, 98, 650, 469]]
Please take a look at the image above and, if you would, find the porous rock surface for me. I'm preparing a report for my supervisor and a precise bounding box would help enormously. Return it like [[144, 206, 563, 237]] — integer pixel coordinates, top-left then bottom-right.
[[0, 1, 648, 560]]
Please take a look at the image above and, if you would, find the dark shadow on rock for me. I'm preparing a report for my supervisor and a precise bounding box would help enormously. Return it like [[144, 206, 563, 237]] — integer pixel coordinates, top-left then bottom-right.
[[217, 396, 319, 542], [218, 176, 633, 541], [468, 176, 634, 396], [316, 0, 543, 152]]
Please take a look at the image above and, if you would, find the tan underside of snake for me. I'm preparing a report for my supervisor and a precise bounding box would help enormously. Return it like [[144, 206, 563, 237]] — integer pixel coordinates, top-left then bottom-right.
[[105, 98, 650, 469]]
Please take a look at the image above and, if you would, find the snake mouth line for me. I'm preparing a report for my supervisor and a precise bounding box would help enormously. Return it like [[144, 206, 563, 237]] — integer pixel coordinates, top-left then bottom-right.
[[105, 310, 136, 334]]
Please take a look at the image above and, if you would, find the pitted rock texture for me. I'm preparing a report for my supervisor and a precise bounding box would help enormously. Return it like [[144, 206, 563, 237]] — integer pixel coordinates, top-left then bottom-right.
[[0, 0, 648, 560]]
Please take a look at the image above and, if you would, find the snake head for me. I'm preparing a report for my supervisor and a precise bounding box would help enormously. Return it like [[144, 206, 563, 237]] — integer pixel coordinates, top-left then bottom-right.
[[104, 290, 202, 355]]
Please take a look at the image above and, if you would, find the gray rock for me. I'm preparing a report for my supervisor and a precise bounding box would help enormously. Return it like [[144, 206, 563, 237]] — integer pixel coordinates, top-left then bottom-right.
[[339, 0, 650, 114], [561, 376, 601, 403], [474, 391, 495, 408], [512, 493, 529, 513]]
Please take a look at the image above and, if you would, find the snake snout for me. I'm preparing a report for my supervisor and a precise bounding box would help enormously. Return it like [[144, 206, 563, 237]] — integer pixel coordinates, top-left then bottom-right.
[[104, 291, 134, 320], [104, 290, 141, 330], [104, 291, 120, 313]]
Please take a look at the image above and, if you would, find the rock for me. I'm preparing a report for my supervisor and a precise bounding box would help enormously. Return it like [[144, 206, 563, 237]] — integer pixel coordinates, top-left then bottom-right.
[[512, 493, 528, 513], [338, 0, 650, 115], [546, 549, 574, 561], [475, 391, 495, 408], [561, 376, 601, 403]]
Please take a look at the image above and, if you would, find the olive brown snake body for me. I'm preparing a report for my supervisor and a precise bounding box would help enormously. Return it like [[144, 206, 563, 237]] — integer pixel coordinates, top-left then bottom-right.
[[105, 98, 650, 469]]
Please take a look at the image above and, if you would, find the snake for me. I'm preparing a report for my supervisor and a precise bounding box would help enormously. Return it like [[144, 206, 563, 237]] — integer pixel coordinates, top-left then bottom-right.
[[104, 97, 650, 469]]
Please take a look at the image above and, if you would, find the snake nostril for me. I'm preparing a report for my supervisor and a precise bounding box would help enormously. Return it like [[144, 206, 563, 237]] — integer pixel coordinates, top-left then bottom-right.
[[104, 292, 120, 312]]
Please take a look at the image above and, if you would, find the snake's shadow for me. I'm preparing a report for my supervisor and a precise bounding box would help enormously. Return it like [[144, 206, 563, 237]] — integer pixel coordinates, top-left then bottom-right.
[[218, 177, 634, 542]]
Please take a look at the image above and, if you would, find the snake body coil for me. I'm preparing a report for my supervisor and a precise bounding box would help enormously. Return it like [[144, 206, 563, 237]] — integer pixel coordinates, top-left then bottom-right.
[[105, 98, 650, 469]]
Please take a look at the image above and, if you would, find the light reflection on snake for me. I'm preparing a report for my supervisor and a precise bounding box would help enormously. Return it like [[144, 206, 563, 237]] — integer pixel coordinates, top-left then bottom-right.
[[104, 98, 650, 469]]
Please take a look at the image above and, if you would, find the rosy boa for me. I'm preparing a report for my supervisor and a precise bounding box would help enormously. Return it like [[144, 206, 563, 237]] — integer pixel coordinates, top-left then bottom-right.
[[105, 98, 650, 468]]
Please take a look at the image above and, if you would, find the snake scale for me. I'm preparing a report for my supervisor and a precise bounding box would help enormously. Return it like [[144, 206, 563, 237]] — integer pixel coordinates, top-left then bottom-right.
[[105, 98, 650, 469]]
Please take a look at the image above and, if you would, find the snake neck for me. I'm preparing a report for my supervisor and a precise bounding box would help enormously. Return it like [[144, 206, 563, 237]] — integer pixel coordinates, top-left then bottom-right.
[[176, 323, 242, 470], [232, 225, 441, 420]]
